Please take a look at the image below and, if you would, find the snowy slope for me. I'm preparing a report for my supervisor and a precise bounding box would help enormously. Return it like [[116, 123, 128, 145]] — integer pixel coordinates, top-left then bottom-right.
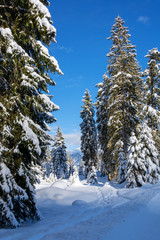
[[0, 179, 160, 240]]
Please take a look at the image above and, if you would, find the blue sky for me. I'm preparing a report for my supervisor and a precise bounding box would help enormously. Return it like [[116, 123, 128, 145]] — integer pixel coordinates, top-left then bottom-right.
[[47, 0, 160, 150]]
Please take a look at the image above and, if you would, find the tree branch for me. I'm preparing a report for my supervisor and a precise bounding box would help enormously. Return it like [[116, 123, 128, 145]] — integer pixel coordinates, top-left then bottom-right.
[[0, 5, 13, 9], [0, 5, 30, 13]]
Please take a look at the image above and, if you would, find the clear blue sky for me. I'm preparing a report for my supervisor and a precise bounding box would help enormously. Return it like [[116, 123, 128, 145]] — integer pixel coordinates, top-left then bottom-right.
[[47, 0, 160, 150]]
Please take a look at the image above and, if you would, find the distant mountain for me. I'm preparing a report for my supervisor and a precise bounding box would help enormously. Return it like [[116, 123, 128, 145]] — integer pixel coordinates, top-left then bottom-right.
[[68, 149, 82, 166]]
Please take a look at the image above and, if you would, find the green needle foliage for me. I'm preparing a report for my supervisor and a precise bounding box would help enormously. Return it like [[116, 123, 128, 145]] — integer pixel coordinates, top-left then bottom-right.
[[80, 89, 98, 177], [0, 0, 61, 227], [97, 16, 142, 183]]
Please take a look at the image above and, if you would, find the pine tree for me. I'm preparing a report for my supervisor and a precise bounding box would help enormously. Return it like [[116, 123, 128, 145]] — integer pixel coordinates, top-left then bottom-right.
[[125, 48, 160, 187], [0, 0, 61, 227], [143, 48, 160, 133], [126, 123, 160, 187], [96, 16, 141, 183], [0, 162, 40, 227], [51, 127, 68, 179], [96, 75, 110, 176], [143, 48, 160, 111], [142, 48, 160, 171], [44, 146, 52, 178], [87, 166, 98, 184], [68, 166, 80, 185], [80, 89, 98, 177]]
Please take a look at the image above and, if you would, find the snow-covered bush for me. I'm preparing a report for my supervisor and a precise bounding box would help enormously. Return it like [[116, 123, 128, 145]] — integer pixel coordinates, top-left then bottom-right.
[[68, 166, 80, 185], [87, 166, 98, 184]]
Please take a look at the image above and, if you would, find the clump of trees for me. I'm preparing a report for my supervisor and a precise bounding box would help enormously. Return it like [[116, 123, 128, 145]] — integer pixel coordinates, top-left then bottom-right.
[[96, 16, 160, 187], [80, 16, 160, 187]]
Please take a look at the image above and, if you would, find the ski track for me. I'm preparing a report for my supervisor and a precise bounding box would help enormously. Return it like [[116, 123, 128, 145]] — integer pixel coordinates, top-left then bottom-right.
[[95, 183, 120, 207]]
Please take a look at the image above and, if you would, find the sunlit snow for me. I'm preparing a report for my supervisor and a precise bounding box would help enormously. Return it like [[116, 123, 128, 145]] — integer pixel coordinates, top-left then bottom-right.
[[0, 178, 160, 240]]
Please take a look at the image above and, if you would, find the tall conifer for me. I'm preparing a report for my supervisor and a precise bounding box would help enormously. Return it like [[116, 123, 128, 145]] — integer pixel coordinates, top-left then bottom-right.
[[0, 0, 61, 227], [143, 48, 160, 135], [96, 75, 110, 176], [51, 127, 68, 179], [80, 89, 98, 177], [97, 16, 142, 182]]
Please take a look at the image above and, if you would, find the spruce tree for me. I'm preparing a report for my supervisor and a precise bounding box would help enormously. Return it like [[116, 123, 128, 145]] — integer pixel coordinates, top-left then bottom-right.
[[96, 75, 110, 176], [87, 166, 98, 184], [51, 127, 68, 179], [143, 48, 160, 144], [125, 48, 160, 187], [143, 48, 160, 112], [80, 89, 98, 177], [96, 16, 142, 182], [126, 123, 160, 187], [68, 166, 80, 185], [0, 0, 61, 227]]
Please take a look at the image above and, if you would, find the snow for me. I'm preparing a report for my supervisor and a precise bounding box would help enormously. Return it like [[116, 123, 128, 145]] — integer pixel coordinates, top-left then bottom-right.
[[0, 178, 160, 240], [39, 94, 59, 111], [145, 48, 160, 58], [29, 0, 57, 42], [29, 0, 51, 19], [21, 119, 41, 155], [0, 103, 8, 115], [36, 41, 63, 75], [0, 163, 12, 193], [0, 28, 30, 58]]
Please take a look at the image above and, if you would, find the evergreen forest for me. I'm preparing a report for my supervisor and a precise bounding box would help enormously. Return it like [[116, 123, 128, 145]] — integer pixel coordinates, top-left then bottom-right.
[[0, 0, 160, 230]]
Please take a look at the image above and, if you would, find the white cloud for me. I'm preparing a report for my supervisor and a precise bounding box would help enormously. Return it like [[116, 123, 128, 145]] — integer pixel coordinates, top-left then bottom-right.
[[137, 16, 150, 24], [64, 132, 81, 150]]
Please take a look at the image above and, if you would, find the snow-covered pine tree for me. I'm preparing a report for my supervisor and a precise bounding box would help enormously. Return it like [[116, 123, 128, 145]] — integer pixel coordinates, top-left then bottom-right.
[[96, 75, 110, 176], [48, 172, 57, 183], [51, 127, 68, 179], [125, 48, 160, 187], [44, 146, 52, 177], [97, 16, 142, 183], [142, 48, 160, 170], [80, 89, 97, 177], [126, 122, 160, 187], [39, 146, 52, 179], [87, 166, 98, 184], [68, 166, 80, 185], [0, 0, 61, 227], [80, 89, 98, 177], [143, 48, 160, 137], [143, 48, 160, 112]]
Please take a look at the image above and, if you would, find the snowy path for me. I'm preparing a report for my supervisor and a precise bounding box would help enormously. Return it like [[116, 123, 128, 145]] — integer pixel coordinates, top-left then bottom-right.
[[0, 179, 160, 240]]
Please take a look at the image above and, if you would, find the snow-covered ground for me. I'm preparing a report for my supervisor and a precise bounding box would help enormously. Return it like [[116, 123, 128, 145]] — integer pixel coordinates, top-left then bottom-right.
[[0, 178, 160, 240]]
